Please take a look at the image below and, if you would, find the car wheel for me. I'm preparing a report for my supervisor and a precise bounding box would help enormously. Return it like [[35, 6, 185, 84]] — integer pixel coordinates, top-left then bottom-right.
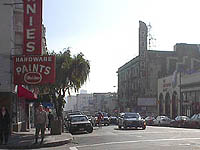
[[118, 125, 122, 129], [69, 128, 74, 134], [87, 127, 93, 133]]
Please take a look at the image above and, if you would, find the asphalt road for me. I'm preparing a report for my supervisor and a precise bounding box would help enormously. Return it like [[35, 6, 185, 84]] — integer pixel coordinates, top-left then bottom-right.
[[43, 125, 200, 150]]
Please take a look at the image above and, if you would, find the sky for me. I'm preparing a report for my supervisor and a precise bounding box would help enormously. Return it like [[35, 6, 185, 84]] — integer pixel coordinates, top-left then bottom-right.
[[43, 0, 200, 94]]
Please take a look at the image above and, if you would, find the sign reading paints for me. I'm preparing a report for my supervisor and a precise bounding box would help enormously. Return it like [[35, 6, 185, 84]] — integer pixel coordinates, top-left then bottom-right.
[[13, 56, 55, 85], [23, 0, 42, 55]]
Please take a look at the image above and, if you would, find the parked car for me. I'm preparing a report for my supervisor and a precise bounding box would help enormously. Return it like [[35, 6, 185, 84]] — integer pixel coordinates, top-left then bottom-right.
[[170, 116, 190, 128], [188, 113, 200, 128], [64, 111, 83, 130], [118, 112, 146, 130], [153, 116, 172, 126], [109, 116, 118, 125], [87, 115, 96, 126], [68, 115, 93, 134], [145, 116, 155, 125]]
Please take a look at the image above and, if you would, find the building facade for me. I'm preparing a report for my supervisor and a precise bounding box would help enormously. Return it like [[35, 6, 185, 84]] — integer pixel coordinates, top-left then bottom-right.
[[0, 0, 47, 132], [117, 21, 200, 116], [65, 92, 118, 115], [158, 69, 200, 118]]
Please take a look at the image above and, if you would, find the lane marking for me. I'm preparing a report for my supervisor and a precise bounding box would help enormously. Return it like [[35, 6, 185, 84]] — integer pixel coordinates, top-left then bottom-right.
[[179, 143, 191, 146], [70, 147, 78, 150], [75, 137, 200, 148]]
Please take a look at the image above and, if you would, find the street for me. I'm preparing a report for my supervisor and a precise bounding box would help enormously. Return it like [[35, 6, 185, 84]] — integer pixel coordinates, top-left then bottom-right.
[[42, 125, 200, 150]]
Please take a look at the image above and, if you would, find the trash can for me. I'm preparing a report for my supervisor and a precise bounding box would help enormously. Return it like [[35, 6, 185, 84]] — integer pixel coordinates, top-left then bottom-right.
[[50, 119, 62, 135]]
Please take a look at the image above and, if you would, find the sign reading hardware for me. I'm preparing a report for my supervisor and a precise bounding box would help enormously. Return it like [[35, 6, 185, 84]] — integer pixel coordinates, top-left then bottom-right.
[[23, 0, 42, 55], [13, 56, 55, 85]]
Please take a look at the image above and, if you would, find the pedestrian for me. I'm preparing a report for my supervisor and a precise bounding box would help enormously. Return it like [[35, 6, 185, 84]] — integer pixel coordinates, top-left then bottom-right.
[[47, 111, 54, 131], [0, 106, 10, 145], [97, 112, 103, 127], [34, 104, 47, 144]]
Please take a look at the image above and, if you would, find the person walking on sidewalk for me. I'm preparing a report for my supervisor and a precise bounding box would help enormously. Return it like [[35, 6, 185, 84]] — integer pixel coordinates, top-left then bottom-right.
[[0, 106, 10, 145], [34, 104, 47, 144]]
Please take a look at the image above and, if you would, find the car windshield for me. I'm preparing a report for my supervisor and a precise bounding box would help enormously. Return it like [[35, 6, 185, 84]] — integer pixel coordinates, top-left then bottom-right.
[[124, 113, 139, 118], [71, 116, 88, 122]]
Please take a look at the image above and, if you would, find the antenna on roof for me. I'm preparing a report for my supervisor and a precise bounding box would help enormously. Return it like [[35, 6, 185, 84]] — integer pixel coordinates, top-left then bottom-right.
[[147, 23, 156, 50]]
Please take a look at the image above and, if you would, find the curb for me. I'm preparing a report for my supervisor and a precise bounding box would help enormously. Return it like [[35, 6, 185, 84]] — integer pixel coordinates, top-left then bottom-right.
[[0, 135, 73, 149]]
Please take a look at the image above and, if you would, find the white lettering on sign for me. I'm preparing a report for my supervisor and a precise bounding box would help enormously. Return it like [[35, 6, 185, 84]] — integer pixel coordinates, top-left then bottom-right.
[[27, 3, 36, 15], [26, 42, 35, 52], [24, 0, 42, 55], [16, 56, 52, 63], [16, 64, 51, 75], [27, 29, 35, 39]]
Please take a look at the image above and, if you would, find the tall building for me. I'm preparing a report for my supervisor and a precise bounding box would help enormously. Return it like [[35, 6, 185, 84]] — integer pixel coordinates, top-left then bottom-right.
[[117, 21, 200, 117], [0, 0, 47, 131], [65, 96, 77, 112]]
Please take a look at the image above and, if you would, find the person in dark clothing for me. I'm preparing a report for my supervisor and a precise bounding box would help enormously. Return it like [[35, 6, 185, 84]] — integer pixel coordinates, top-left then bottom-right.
[[0, 106, 10, 145], [47, 111, 54, 131]]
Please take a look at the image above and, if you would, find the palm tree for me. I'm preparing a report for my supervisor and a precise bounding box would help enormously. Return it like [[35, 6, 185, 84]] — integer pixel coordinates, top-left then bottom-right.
[[39, 48, 90, 118]]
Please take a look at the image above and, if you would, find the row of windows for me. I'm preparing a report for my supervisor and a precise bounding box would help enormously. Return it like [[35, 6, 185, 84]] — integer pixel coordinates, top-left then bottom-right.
[[119, 66, 140, 81]]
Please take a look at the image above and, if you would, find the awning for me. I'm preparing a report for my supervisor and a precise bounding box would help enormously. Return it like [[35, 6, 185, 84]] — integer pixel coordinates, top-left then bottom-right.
[[17, 85, 37, 100]]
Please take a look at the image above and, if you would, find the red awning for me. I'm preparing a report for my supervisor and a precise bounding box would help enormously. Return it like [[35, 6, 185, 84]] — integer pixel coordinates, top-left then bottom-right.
[[17, 85, 37, 100]]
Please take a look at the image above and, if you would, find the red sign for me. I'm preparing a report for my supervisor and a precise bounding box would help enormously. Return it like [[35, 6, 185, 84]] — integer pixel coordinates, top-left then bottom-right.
[[23, 0, 42, 55], [13, 55, 56, 85]]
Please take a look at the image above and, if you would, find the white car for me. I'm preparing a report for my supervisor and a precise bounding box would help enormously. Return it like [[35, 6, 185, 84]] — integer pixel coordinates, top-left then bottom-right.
[[153, 116, 171, 126]]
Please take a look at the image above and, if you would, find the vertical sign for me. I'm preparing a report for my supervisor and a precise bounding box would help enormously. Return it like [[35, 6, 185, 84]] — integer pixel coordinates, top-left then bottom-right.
[[23, 0, 42, 55], [139, 21, 147, 78]]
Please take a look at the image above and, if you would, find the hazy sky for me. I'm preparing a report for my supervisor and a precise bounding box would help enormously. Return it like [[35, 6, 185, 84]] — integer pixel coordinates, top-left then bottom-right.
[[43, 0, 200, 94]]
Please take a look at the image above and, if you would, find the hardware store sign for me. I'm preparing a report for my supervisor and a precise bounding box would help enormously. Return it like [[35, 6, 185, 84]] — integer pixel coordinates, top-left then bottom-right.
[[13, 56, 55, 85]]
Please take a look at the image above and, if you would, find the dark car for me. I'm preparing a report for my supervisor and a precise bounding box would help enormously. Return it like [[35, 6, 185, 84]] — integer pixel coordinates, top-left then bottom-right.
[[170, 116, 190, 128], [68, 115, 93, 134], [64, 111, 83, 130], [118, 112, 146, 129]]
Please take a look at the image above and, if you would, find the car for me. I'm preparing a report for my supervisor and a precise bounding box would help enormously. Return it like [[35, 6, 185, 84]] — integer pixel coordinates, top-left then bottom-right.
[[87, 115, 96, 126], [170, 116, 190, 128], [145, 116, 155, 125], [64, 111, 83, 130], [101, 112, 110, 126], [109, 116, 118, 125], [187, 114, 200, 128], [118, 112, 146, 130], [153, 116, 172, 126], [68, 115, 93, 134]]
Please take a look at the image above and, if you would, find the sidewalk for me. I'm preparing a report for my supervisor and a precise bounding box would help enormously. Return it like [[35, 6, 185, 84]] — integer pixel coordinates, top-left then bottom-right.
[[0, 128, 73, 149]]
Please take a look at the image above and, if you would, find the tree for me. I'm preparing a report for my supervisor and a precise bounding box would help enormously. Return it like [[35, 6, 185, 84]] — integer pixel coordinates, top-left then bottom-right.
[[40, 48, 90, 118]]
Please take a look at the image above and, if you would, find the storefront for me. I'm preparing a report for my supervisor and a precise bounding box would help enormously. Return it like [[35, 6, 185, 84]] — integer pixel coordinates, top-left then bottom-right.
[[158, 73, 180, 118], [158, 71, 200, 118]]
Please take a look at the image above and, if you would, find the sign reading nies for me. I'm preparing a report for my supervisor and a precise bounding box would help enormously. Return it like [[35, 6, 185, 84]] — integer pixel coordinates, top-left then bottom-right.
[[13, 56, 55, 85], [23, 0, 42, 55]]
